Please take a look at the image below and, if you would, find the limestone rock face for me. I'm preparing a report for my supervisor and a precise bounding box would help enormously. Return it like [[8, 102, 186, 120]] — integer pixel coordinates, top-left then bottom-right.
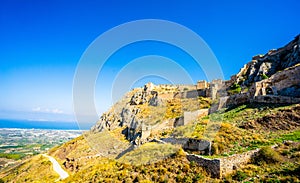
[[129, 91, 147, 105], [234, 35, 300, 86], [90, 111, 121, 132], [120, 106, 139, 127], [91, 82, 165, 144], [148, 91, 159, 106], [129, 82, 157, 105]]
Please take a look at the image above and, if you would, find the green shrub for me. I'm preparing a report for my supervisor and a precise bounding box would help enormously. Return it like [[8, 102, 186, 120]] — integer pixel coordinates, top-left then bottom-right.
[[254, 146, 283, 165], [228, 83, 242, 95], [233, 170, 247, 181], [261, 74, 269, 80]]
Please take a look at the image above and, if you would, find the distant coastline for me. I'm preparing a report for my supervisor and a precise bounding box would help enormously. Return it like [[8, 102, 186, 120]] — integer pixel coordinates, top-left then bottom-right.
[[0, 119, 93, 130]]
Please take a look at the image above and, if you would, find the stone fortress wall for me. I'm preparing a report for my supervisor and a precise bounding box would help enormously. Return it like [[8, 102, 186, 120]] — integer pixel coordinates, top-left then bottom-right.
[[137, 35, 300, 178], [137, 62, 300, 177], [186, 149, 259, 178]]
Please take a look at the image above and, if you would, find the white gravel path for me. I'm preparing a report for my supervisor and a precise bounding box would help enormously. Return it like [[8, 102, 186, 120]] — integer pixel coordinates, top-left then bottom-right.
[[42, 154, 69, 181]]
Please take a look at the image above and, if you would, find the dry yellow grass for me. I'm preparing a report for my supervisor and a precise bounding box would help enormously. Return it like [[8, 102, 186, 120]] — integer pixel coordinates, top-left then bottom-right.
[[0, 155, 59, 183]]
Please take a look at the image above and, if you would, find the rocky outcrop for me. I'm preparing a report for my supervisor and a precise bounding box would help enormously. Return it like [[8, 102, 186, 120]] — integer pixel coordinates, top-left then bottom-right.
[[250, 64, 300, 98], [221, 36, 300, 108], [63, 157, 79, 172], [91, 83, 183, 144], [233, 35, 300, 86], [129, 82, 161, 106], [222, 63, 300, 108], [129, 91, 148, 105]]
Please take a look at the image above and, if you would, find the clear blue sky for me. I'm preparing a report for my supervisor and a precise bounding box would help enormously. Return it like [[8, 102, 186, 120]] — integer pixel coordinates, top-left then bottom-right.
[[1, 0, 299, 123]]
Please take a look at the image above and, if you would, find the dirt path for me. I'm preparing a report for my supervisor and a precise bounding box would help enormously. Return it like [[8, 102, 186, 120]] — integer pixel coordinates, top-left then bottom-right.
[[42, 154, 69, 181]]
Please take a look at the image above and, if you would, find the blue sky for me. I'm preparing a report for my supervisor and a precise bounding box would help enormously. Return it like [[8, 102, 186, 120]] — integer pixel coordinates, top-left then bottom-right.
[[0, 0, 299, 124]]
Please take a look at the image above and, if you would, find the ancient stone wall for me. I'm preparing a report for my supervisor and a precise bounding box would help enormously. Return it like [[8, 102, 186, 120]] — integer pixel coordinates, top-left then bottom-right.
[[186, 149, 259, 178], [186, 154, 221, 178], [183, 109, 208, 125], [220, 149, 259, 176], [175, 84, 197, 91], [161, 138, 211, 154], [178, 89, 208, 99], [226, 93, 251, 107], [161, 138, 189, 146], [196, 80, 209, 89]]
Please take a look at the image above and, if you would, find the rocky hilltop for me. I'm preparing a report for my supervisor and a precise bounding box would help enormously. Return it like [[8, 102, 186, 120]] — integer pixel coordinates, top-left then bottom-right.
[[91, 35, 300, 143], [220, 35, 300, 108], [232, 35, 300, 86], [91, 82, 211, 145], [1, 35, 300, 182]]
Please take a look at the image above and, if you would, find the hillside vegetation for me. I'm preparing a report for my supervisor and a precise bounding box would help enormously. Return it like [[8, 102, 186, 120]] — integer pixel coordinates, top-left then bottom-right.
[[1, 103, 299, 182], [1, 35, 300, 182]]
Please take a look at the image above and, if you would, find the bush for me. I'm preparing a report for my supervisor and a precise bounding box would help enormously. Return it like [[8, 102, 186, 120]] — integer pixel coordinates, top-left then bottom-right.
[[228, 83, 242, 95], [254, 146, 283, 165], [233, 170, 247, 181], [261, 74, 269, 80]]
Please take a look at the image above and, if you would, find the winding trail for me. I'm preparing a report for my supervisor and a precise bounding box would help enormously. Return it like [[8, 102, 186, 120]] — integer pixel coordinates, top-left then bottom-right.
[[42, 154, 69, 181]]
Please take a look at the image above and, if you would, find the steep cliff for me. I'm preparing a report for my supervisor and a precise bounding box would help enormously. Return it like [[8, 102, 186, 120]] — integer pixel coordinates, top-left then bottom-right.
[[233, 35, 300, 86]]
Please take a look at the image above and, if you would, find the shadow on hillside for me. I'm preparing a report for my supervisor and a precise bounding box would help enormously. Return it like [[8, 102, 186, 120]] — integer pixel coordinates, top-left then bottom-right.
[[115, 145, 135, 159], [225, 102, 294, 113]]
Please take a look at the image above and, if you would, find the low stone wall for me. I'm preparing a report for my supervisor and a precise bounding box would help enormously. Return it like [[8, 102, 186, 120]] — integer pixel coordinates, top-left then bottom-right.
[[184, 109, 208, 125], [220, 149, 259, 176], [186, 149, 259, 178], [186, 154, 221, 178], [161, 138, 211, 154], [174, 109, 208, 127]]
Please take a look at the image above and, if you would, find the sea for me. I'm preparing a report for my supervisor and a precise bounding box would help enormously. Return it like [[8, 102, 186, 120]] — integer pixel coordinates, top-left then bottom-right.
[[0, 119, 93, 130]]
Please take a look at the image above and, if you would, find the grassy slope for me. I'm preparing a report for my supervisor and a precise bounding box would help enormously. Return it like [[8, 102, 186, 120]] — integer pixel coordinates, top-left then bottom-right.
[[170, 104, 300, 156], [224, 142, 300, 182], [0, 155, 59, 183], [63, 147, 209, 183], [1, 103, 299, 182]]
